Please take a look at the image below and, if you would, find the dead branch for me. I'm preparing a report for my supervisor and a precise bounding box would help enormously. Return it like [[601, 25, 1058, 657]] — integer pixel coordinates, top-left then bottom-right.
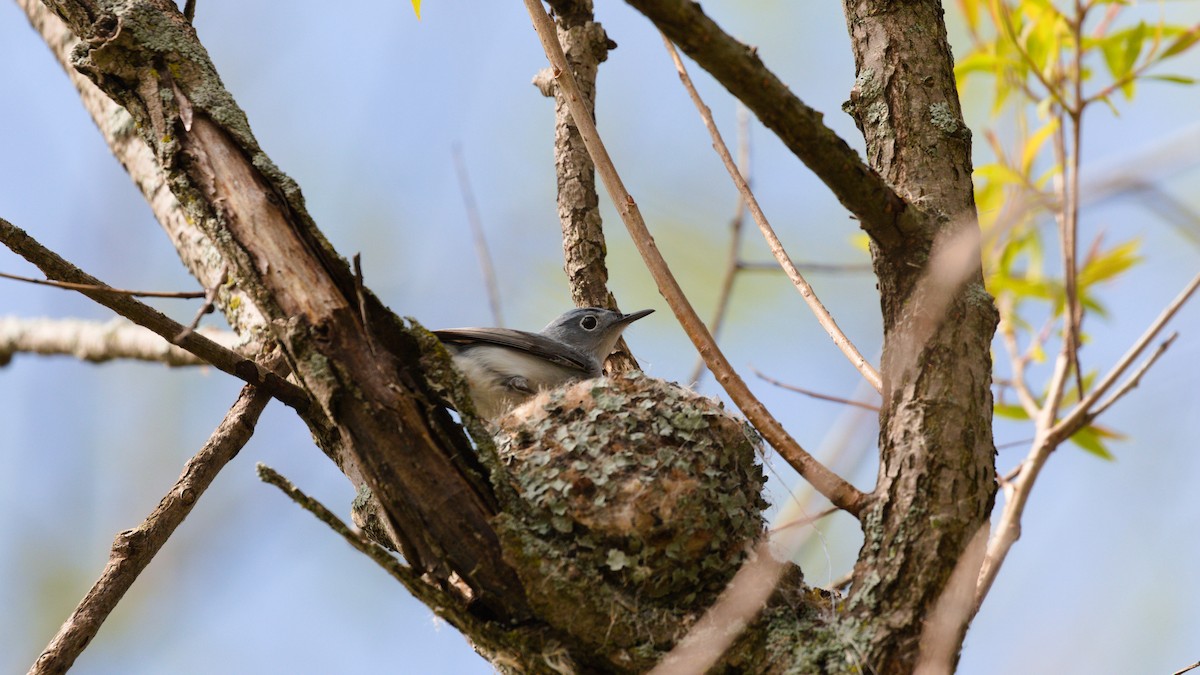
[[0, 217, 308, 410], [0, 316, 238, 367], [30, 386, 271, 675]]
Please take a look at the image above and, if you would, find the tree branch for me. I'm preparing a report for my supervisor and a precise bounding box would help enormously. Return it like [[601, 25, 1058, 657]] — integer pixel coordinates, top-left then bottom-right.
[[523, 0, 866, 516], [624, 0, 918, 249], [535, 0, 641, 374], [0, 217, 309, 409], [977, 271, 1200, 611], [30, 386, 271, 675], [661, 34, 883, 394], [0, 316, 237, 366]]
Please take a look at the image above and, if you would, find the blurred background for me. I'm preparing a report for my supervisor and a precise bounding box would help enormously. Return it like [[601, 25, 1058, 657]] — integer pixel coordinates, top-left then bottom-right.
[[1, 1, 1197, 672]]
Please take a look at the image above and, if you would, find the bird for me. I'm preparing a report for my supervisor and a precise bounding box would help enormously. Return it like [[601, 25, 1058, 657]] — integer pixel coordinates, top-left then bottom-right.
[[434, 307, 653, 419]]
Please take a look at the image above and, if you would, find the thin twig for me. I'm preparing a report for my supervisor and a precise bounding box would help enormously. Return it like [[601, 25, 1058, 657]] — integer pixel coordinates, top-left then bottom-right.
[[0, 217, 309, 410], [1051, 273, 1199, 440], [254, 463, 509, 651], [753, 368, 880, 412], [1090, 332, 1177, 418], [737, 260, 873, 273], [174, 264, 227, 342], [522, 0, 866, 515], [768, 505, 838, 534], [689, 107, 750, 386], [0, 270, 205, 298], [661, 35, 883, 395], [977, 271, 1200, 611], [1063, 4, 1088, 401], [998, 298, 1041, 419], [30, 386, 270, 675], [1174, 660, 1200, 675], [452, 144, 504, 327]]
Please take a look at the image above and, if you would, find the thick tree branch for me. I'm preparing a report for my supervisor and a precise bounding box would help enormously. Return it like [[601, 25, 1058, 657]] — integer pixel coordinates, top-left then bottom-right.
[[30, 386, 271, 675], [523, 0, 866, 515], [17, 0, 269, 341], [624, 0, 919, 250]]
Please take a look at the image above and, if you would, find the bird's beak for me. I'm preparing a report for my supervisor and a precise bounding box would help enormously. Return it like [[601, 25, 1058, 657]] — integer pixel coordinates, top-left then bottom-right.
[[618, 308, 655, 325]]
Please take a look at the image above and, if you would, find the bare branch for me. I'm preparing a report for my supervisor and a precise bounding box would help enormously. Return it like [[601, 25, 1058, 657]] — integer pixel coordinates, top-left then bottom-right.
[[0, 271, 205, 298], [30, 386, 270, 675], [534, 1, 641, 374], [1090, 333, 1178, 419], [978, 272, 1200, 611], [522, 0, 866, 515], [997, 298, 1042, 419], [624, 0, 918, 249], [0, 317, 238, 366], [754, 368, 880, 412], [661, 36, 883, 394], [175, 264, 228, 342], [1174, 660, 1200, 675], [0, 217, 309, 410], [1051, 271, 1200, 441], [688, 107, 750, 387]]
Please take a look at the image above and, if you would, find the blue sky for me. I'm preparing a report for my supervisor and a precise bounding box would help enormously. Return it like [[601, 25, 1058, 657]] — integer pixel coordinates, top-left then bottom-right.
[[2, 1, 1199, 673]]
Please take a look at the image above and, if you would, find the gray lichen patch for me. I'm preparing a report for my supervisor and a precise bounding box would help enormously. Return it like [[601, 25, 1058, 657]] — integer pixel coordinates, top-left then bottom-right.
[[928, 102, 959, 135]]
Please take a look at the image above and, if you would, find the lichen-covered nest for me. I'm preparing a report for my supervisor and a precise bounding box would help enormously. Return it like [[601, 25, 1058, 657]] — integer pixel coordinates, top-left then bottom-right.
[[494, 372, 767, 610]]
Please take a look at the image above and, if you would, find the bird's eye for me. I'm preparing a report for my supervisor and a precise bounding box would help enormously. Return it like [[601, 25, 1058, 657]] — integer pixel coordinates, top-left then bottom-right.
[[580, 315, 599, 330]]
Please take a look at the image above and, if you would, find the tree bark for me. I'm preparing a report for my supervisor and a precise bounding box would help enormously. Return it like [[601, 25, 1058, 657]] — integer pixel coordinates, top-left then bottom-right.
[[840, 2, 998, 672]]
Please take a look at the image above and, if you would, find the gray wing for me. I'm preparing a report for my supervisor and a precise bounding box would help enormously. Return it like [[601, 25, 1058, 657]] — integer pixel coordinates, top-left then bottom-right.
[[433, 327, 595, 374]]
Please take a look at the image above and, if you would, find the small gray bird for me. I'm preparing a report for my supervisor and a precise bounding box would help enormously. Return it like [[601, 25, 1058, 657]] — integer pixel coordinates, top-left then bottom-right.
[[435, 307, 653, 419]]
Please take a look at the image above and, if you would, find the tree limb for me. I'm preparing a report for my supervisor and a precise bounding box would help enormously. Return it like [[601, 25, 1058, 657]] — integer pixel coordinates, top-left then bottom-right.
[[660, 34, 883, 394], [624, 0, 919, 250], [32, 0, 527, 620], [16, 0, 269, 340], [30, 386, 271, 675], [0, 217, 308, 409], [0, 316, 237, 366]]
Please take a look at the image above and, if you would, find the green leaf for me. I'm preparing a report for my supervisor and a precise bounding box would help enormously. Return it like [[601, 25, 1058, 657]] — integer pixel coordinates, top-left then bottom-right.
[[1020, 119, 1059, 174], [959, 0, 983, 32], [1068, 425, 1124, 461], [974, 162, 1028, 187], [1145, 74, 1197, 85], [994, 403, 1032, 420], [1099, 22, 1147, 99], [1079, 239, 1141, 288], [1160, 25, 1200, 59]]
